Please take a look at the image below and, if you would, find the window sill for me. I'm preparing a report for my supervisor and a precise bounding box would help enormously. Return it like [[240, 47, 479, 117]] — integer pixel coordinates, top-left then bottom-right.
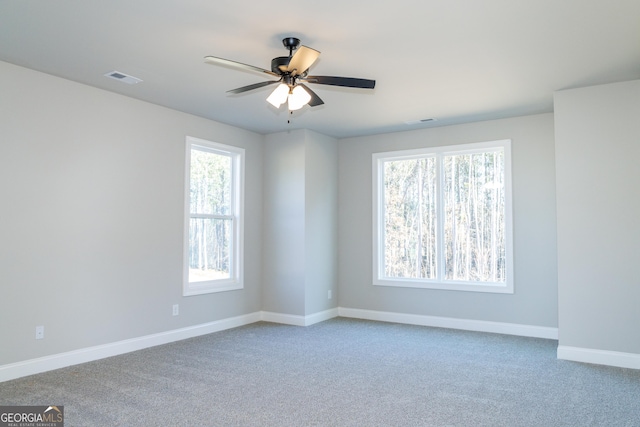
[[373, 278, 513, 294], [183, 279, 243, 296]]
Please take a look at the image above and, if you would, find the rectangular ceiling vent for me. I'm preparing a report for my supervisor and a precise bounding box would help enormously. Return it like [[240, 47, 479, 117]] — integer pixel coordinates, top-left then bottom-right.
[[104, 71, 142, 85], [404, 118, 437, 125]]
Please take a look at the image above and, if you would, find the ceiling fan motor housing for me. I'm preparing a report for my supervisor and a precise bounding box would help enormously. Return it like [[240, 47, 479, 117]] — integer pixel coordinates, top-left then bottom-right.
[[271, 56, 290, 74], [272, 37, 301, 72]]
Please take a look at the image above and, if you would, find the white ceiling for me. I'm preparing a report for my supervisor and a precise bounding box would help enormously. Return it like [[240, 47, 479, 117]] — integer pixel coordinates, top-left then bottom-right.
[[1, 0, 639, 138]]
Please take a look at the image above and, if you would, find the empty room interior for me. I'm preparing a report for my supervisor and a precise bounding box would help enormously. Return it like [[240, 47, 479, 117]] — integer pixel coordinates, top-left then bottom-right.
[[1, 1, 639, 425]]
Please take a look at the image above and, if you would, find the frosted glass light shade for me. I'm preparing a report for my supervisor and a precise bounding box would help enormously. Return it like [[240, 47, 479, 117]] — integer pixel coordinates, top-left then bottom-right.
[[266, 84, 289, 108], [287, 85, 311, 111]]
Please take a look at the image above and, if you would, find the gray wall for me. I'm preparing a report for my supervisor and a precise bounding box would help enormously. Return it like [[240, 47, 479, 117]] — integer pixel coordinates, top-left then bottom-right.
[[0, 61, 264, 365], [554, 80, 640, 354], [13, 57, 636, 369], [262, 131, 307, 315], [338, 114, 558, 327], [304, 131, 338, 315], [262, 129, 338, 317]]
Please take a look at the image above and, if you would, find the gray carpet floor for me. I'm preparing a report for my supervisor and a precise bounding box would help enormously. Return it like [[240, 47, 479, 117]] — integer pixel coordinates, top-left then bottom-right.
[[1, 318, 639, 426]]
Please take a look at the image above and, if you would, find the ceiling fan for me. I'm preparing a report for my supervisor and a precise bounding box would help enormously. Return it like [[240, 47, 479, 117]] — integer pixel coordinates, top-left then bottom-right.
[[204, 37, 375, 111]]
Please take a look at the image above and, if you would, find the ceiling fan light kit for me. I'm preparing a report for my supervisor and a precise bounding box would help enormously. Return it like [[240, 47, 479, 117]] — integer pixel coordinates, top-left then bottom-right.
[[287, 85, 312, 111], [266, 83, 289, 108], [205, 37, 375, 112], [266, 82, 311, 111]]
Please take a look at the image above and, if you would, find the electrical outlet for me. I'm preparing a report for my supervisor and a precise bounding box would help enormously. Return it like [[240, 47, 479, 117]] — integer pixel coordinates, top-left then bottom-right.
[[35, 326, 44, 340], [328, 290, 332, 299], [172, 304, 179, 316]]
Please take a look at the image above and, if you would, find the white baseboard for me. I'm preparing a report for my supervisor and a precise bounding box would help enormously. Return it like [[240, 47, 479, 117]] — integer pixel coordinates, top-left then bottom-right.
[[305, 308, 339, 325], [260, 308, 339, 326], [0, 309, 343, 382], [0, 312, 261, 383], [260, 311, 307, 326], [0, 307, 560, 383], [557, 345, 640, 370], [338, 307, 559, 339]]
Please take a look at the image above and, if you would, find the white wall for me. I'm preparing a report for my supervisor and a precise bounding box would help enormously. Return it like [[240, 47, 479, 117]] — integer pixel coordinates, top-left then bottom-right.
[[0, 61, 263, 366], [554, 80, 640, 357], [338, 114, 558, 328]]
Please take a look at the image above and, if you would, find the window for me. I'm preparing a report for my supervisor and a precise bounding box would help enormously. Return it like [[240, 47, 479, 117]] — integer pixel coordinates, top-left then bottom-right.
[[183, 137, 244, 295], [373, 140, 513, 293]]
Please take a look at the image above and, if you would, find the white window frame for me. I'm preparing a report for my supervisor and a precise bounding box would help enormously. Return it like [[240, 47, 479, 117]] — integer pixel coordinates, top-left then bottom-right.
[[372, 139, 513, 293], [183, 136, 244, 296]]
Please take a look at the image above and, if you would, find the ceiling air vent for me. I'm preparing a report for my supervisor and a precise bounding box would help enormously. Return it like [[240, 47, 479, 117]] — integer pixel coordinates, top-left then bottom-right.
[[104, 71, 142, 85], [405, 118, 437, 125]]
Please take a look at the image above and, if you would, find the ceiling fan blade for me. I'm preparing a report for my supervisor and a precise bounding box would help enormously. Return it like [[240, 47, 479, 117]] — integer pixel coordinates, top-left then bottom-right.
[[304, 75, 376, 89], [286, 46, 320, 76], [227, 80, 281, 94], [204, 56, 278, 77], [298, 84, 324, 107]]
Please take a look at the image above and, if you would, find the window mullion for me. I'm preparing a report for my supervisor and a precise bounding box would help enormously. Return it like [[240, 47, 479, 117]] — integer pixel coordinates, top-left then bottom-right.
[[436, 153, 445, 283], [377, 159, 385, 279]]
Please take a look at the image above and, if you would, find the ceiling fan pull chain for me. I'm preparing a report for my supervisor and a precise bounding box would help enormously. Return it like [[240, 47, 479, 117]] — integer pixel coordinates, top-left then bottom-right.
[[287, 110, 293, 124]]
